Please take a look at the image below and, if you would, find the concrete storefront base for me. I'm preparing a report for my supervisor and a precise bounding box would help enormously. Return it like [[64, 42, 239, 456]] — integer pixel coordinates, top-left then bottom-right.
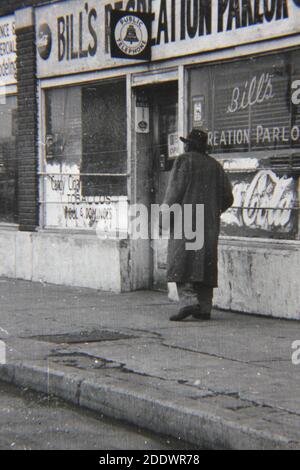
[[0, 229, 299, 319], [0, 228, 131, 293], [215, 237, 300, 320]]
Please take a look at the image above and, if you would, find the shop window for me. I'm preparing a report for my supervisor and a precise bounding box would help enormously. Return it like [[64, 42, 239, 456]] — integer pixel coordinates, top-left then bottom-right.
[[44, 80, 127, 230], [189, 50, 300, 154], [188, 51, 300, 240], [45, 79, 127, 197], [0, 95, 17, 223], [81, 80, 127, 196]]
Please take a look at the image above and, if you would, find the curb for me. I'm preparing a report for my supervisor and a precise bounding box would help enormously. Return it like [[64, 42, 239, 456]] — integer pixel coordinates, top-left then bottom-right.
[[0, 362, 297, 450]]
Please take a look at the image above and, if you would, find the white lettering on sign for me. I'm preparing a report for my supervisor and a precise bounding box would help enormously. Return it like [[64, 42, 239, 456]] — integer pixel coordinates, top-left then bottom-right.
[[208, 125, 300, 148], [208, 129, 250, 147], [256, 125, 300, 144], [0, 15, 16, 86], [227, 73, 275, 114], [222, 170, 296, 231]]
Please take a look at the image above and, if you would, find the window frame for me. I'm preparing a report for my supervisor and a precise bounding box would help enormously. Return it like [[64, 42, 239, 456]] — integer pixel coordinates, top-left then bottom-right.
[[0, 85, 18, 227], [38, 76, 129, 232]]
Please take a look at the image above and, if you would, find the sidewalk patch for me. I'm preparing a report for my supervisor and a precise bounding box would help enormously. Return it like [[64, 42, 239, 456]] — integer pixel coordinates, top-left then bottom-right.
[[49, 353, 121, 371], [27, 329, 136, 344]]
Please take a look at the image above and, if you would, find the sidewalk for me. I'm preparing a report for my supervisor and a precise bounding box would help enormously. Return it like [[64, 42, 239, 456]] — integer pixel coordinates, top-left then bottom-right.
[[0, 278, 299, 450]]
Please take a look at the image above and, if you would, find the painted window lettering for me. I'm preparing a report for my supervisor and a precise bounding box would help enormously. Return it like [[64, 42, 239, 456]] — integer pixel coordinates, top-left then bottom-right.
[[222, 170, 296, 231], [227, 73, 275, 114]]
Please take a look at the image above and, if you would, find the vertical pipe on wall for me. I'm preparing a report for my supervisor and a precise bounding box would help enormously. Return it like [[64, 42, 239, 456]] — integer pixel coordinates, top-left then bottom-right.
[[37, 84, 46, 229], [178, 64, 186, 153], [126, 73, 133, 205]]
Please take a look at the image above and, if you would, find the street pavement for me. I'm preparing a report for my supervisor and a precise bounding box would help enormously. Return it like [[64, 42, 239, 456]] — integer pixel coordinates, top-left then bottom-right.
[[0, 278, 299, 450], [0, 381, 192, 450]]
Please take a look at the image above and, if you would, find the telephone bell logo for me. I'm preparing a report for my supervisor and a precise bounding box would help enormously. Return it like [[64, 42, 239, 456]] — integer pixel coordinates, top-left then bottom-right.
[[114, 15, 148, 57]]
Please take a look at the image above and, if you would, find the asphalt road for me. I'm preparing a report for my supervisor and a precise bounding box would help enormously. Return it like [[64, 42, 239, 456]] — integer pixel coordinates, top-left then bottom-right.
[[0, 381, 193, 450]]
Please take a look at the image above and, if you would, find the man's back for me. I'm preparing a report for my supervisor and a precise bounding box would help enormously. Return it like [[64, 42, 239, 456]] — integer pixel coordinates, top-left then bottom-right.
[[164, 151, 233, 218]]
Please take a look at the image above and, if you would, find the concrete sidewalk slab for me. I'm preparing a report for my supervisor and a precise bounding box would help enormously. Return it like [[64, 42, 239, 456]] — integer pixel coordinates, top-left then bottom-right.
[[0, 278, 299, 449]]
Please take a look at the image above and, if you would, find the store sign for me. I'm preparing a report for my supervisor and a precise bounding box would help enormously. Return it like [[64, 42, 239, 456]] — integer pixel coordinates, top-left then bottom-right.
[[36, 0, 300, 78], [110, 10, 151, 60], [0, 15, 16, 86]]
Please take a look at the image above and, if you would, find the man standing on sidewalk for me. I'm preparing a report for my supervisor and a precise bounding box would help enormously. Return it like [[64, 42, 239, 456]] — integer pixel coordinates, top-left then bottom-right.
[[163, 128, 233, 322]]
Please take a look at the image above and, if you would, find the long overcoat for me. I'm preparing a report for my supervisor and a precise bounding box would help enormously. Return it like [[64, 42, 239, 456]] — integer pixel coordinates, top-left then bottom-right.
[[163, 151, 233, 287]]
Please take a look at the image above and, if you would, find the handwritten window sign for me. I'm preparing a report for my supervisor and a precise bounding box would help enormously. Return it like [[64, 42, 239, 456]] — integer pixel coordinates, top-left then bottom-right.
[[189, 50, 300, 154], [0, 16, 16, 86]]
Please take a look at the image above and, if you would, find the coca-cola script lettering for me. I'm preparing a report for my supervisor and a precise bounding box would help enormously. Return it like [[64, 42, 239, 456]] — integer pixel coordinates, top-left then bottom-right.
[[222, 170, 296, 231]]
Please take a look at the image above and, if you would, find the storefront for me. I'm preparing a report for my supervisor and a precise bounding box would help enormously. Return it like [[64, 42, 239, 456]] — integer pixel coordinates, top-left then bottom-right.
[[0, 0, 299, 319]]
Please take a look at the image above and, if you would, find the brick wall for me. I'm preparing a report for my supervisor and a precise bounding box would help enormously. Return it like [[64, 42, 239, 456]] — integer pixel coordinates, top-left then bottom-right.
[[0, 1, 58, 231], [1, 1, 65, 230], [16, 22, 38, 231]]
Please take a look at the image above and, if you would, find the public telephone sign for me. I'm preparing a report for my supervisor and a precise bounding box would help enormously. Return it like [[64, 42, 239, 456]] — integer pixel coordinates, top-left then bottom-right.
[[36, 0, 300, 78], [110, 10, 152, 60]]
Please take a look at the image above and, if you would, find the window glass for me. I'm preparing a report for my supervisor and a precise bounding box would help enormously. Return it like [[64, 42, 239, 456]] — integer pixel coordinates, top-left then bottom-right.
[[188, 51, 300, 240], [81, 80, 127, 196], [44, 80, 127, 230], [0, 94, 17, 223], [189, 50, 300, 154], [45, 86, 82, 165]]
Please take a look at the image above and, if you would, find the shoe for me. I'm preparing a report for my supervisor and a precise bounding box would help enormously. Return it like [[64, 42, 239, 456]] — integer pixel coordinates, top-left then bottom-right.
[[192, 312, 211, 320], [169, 306, 194, 321]]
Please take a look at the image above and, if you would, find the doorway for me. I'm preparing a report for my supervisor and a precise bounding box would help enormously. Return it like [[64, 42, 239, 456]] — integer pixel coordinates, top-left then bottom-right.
[[134, 81, 179, 289]]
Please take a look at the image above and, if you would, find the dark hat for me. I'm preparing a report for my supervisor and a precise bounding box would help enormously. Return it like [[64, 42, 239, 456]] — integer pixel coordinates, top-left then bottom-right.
[[180, 128, 208, 145]]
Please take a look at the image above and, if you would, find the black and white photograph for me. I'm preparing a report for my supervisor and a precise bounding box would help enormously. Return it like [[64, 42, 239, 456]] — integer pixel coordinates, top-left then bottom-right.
[[0, 0, 299, 454]]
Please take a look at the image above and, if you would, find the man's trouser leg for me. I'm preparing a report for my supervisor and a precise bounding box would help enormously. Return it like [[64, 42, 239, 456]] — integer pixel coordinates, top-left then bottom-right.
[[176, 283, 199, 309], [193, 283, 213, 316], [169, 283, 213, 321]]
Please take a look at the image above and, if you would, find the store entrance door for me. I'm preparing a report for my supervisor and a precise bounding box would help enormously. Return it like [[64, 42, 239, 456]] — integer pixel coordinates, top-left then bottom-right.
[[135, 82, 178, 289]]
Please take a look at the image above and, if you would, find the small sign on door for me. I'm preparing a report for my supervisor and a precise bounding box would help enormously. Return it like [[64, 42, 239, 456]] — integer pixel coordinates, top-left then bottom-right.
[[136, 93, 150, 134], [193, 95, 205, 128], [168, 132, 179, 158]]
